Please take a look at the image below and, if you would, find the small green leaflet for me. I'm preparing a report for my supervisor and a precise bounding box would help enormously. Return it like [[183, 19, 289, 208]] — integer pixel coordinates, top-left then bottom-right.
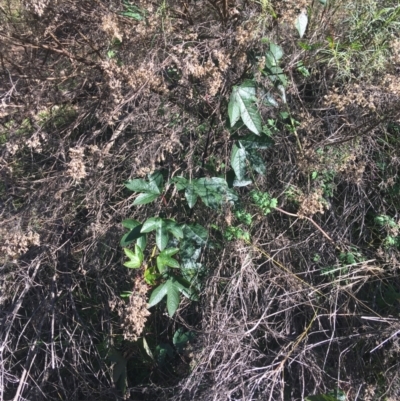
[[264, 43, 288, 88], [180, 223, 208, 269], [120, 218, 147, 249], [156, 248, 180, 273], [173, 328, 196, 353], [269, 42, 284, 62], [231, 143, 247, 181], [230, 136, 270, 183], [295, 11, 308, 38], [141, 217, 183, 251], [148, 276, 195, 316], [123, 244, 144, 268], [125, 171, 164, 205], [228, 81, 262, 135], [121, 1, 145, 20], [172, 177, 238, 209]]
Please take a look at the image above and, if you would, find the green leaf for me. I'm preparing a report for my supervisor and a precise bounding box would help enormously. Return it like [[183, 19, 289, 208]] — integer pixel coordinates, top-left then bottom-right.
[[174, 276, 198, 300], [120, 221, 144, 247], [185, 182, 198, 208], [295, 12, 308, 38], [125, 171, 163, 205], [228, 91, 241, 127], [156, 225, 169, 251], [157, 248, 180, 273], [264, 64, 288, 87], [133, 192, 159, 205], [125, 179, 160, 195], [141, 218, 182, 251], [269, 43, 284, 63], [318, 0, 327, 5], [228, 82, 262, 135], [123, 245, 143, 269], [237, 134, 274, 150], [148, 171, 163, 189], [247, 151, 266, 175], [183, 224, 208, 244], [141, 217, 161, 233], [161, 248, 180, 257], [122, 219, 140, 229], [194, 177, 238, 209], [136, 234, 147, 251], [171, 176, 188, 191], [173, 328, 196, 353], [144, 266, 159, 285], [148, 282, 168, 307], [166, 279, 180, 316], [165, 220, 184, 240], [231, 143, 247, 181]]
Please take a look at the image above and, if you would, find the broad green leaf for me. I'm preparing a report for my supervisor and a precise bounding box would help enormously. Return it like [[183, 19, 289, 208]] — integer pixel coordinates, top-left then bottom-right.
[[171, 176, 188, 191], [264, 64, 288, 87], [148, 171, 164, 190], [160, 248, 180, 257], [295, 12, 308, 38], [174, 276, 198, 300], [156, 225, 169, 251], [120, 222, 144, 247], [231, 143, 247, 181], [144, 266, 159, 285], [125, 178, 152, 193], [125, 178, 160, 195], [229, 82, 262, 135], [141, 218, 182, 251], [185, 182, 198, 208], [182, 224, 208, 245], [123, 245, 143, 269], [194, 177, 238, 209], [136, 234, 147, 251], [157, 249, 180, 273], [166, 279, 180, 316], [133, 192, 159, 205], [237, 134, 274, 150], [165, 220, 184, 240], [173, 328, 196, 353], [247, 151, 266, 175], [148, 282, 168, 307], [269, 43, 284, 63], [228, 91, 241, 127], [318, 0, 327, 5], [122, 219, 140, 229], [141, 217, 162, 233], [122, 11, 142, 20]]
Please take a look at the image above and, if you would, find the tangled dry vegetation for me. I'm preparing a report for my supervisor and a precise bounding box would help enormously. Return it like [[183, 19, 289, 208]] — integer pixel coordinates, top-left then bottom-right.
[[1, 0, 400, 400]]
